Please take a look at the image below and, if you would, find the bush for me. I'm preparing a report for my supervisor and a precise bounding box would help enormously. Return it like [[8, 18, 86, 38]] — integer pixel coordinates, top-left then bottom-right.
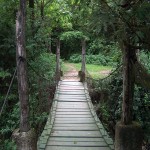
[[69, 54, 115, 66]]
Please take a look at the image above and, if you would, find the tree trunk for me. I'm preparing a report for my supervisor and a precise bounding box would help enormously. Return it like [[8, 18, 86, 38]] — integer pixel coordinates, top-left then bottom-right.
[[16, 1, 30, 132], [121, 42, 136, 125], [56, 38, 61, 82], [13, 1, 37, 149]]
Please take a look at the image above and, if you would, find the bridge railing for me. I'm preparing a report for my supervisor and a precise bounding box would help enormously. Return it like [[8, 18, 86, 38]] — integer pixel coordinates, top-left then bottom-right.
[[85, 64, 122, 91]]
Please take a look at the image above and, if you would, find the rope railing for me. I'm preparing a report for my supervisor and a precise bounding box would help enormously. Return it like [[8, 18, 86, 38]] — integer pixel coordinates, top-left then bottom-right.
[[85, 63, 123, 91]]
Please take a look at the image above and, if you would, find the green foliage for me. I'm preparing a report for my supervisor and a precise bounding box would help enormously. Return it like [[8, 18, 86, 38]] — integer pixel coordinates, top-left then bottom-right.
[[60, 31, 89, 41], [1, 140, 16, 150], [139, 50, 150, 73], [69, 54, 116, 66], [28, 52, 56, 127], [0, 70, 11, 79]]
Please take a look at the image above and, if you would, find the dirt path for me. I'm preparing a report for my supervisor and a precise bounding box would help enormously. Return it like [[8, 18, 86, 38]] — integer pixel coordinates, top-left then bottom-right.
[[61, 63, 80, 81]]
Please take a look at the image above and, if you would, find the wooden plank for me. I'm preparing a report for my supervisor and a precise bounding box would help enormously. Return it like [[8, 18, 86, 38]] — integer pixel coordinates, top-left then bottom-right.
[[59, 86, 85, 89], [56, 108, 90, 112], [53, 124, 98, 127], [59, 87, 85, 90], [48, 137, 104, 142], [50, 131, 102, 137], [45, 146, 110, 150], [57, 102, 88, 105], [59, 89, 85, 92], [58, 90, 85, 93], [58, 95, 86, 98], [54, 118, 95, 124], [52, 126, 99, 131], [58, 97, 87, 99], [47, 141, 108, 147], [54, 120, 95, 124], [60, 82, 83, 85], [55, 114, 93, 118], [54, 99, 87, 102], [57, 104, 89, 109], [56, 111, 91, 115], [55, 118, 94, 121]]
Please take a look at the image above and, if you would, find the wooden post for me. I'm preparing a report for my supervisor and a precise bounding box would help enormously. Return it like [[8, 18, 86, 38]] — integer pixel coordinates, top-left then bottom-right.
[[121, 42, 135, 124], [80, 39, 86, 82], [115, 41, 143, 150], [56, 38, 61, 82], [13, 1, 37, 149]]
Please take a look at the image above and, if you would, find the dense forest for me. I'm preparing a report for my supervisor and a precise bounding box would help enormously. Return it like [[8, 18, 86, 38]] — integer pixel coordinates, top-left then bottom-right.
[[0, 0, 150, 149]]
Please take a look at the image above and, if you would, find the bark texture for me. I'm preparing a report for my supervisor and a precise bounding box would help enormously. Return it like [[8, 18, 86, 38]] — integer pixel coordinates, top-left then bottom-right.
[[13, 129, 37, 150], [16, 1, 30, 132]]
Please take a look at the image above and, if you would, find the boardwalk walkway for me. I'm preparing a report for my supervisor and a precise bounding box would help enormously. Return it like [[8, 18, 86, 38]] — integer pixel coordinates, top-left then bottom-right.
[[38, 80, 114, 150]]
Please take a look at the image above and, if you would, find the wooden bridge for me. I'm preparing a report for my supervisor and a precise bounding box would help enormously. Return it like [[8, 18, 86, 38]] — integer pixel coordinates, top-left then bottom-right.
[[37, 78, 114, 150]]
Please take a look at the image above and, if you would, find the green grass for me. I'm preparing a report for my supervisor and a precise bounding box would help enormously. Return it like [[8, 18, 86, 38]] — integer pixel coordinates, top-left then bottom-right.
[[62, 62, 113, 79]]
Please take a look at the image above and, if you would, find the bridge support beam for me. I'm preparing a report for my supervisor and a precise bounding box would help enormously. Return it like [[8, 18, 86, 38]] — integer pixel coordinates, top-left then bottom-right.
[[115, 40, 143, 150], [115, 121, 143, 150]]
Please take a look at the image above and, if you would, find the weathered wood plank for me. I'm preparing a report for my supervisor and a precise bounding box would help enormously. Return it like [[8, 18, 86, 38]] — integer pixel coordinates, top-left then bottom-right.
[[48, 137, 104, 142], [56, 108, 90, 112], [54, 120, 95, 124], [56, 111, 91, 115], [57, 104, 89, 109], [57, 102, 88, 105], [59, 86, 85, 89], [54, 99, 87, 102], [58, 91, 85, 94], [55, 114, 93, 118], [47, 141, 108, 147], [55, 118, 94, 121], [59, 86, 85, 88], [45, 146, 110, 150], [52, 126, 99, 131], [58, 95, 86, 98], [50, 131, 102, 137], [53, 124, 98, 127], [60, 82, 83, 85], [59, 89, 85, 92]]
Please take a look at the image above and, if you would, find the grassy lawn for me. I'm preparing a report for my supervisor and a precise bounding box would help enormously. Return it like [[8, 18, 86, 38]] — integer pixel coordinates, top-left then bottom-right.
[[62, 62, 113, 79]]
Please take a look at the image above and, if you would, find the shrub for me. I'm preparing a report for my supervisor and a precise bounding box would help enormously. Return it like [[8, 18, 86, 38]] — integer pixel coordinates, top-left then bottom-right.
[[69, 54, 114, 66]]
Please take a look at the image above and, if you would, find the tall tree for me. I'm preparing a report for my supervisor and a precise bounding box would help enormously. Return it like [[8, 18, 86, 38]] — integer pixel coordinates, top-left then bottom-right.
[[17, 0, 30, 132], [13, 0, 37, 149]]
